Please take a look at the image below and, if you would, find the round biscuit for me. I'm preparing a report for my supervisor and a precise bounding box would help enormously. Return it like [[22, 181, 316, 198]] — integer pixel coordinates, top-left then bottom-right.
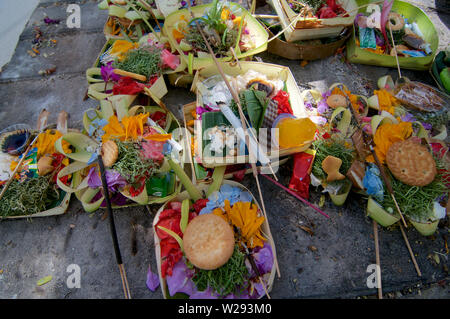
[[386, 140, 437, 186]]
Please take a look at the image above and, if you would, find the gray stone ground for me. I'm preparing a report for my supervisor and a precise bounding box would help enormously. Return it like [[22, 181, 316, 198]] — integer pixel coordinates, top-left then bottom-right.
[[0, 0, 448, 299]]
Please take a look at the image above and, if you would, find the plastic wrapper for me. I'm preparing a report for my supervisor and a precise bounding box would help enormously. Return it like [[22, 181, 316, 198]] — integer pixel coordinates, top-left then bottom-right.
[[394, 80, 449, 113], [289, 152, 314, 199]]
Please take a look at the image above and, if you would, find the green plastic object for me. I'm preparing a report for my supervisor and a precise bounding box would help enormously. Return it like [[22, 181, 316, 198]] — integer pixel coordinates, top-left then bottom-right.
[[346, 0, 439, 71], [146, 172, 176, 197]]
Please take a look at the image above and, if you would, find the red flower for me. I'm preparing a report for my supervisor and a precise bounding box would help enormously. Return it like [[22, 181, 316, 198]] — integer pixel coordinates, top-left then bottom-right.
[[155, 205, 197, 277], [112, 76, 156, 95]]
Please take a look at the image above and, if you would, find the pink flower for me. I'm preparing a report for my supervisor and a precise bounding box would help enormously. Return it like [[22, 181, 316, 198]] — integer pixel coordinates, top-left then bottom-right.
[[141, 140, 165, 162]]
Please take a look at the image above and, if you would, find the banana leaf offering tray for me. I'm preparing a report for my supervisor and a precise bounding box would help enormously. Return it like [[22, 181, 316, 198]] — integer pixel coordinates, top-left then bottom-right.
[[0, 111, 73, 219], [86, 35, 188, 102], [152, 177, 278, 299], [346, 0, 438, 70], [300, 77, 449, 236], [164, 0, 269, 72], [100, 0, 200, 40]]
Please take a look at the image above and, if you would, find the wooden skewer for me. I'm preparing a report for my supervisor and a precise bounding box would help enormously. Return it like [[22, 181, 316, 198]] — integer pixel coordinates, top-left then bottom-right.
[[373, 220, 383, 299], [388, 24, 403, 79], [186, 2, 281, 277], [399, 224, 422, 277]]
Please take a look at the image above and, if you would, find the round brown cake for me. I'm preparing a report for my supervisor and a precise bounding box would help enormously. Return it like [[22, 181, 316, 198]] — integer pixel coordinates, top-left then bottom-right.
[[386, 139, 437, 186], [183, 214, 235, 270]]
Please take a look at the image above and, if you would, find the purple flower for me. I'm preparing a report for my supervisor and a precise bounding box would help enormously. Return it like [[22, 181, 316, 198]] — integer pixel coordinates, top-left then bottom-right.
[[101, 62, 121, 83], [246, 242, 274, 277], [322, 90, 332, 99], [304, 102, 314, 111], [421, 122, 432, 130], [317, 99, 329, 114], [146, 267, 160, 292], [196, 105, 216, 120], [400, 113, 417, 123], [87, 167, 127, 192], [166, 259, 196, 296]]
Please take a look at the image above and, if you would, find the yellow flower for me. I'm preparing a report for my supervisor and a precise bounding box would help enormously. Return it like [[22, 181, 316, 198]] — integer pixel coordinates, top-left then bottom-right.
[[221, 7, 230, 20], [102, 113, 171, 143], [331, 87, 360, 113], [102, 115, 126, 142], [35, 129, 71, 159], [374, 89, 398, 115], [213, 200, 266, 248], [366, 122, 413, 164]]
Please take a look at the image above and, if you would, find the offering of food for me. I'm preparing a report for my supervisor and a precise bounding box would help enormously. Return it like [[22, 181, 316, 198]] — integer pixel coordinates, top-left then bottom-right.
[[0, 113, 72, 218], [86, 36, 184, 101], [55, 103, 181, 212], [273, 0, 357, 41], [164, 1, 268, 70]]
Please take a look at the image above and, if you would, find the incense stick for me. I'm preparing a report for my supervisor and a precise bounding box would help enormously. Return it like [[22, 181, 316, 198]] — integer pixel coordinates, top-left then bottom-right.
[[97, 153, 132, 299], [399, 224, 422, 277]]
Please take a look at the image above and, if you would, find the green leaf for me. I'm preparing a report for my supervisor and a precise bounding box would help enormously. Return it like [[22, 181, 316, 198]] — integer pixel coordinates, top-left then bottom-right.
[[37, 275, 52, 286], [168, 159, 202, 201], [206, 166, 226, 197], [242, 90, 268, 133]]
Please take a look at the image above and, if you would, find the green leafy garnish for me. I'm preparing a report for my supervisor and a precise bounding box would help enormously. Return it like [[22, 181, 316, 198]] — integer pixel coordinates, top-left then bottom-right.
[[112, 140, 158, 185], [114, 47, 162, 79], [382, 160, 448, 223], [0, 176, 60, 217], [192, 245, 249, 297]]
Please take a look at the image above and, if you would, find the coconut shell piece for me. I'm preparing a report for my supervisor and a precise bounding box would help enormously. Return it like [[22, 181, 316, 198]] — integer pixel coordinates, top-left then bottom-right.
[[322, 155, 346, 182]]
